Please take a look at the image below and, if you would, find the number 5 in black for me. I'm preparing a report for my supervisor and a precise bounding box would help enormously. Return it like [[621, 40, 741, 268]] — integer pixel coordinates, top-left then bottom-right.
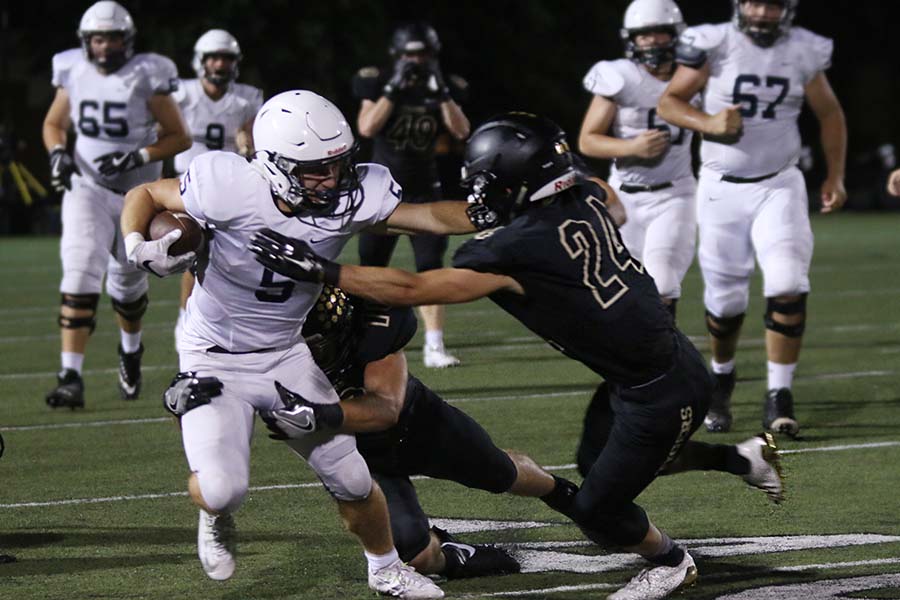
[[255, 268, 295, 303]]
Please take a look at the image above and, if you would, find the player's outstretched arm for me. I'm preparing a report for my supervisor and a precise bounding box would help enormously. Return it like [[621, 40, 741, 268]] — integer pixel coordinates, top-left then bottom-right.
[[380, 200, 490, 235], [340, 352, 409, 432], [805, 72, 847, 213]]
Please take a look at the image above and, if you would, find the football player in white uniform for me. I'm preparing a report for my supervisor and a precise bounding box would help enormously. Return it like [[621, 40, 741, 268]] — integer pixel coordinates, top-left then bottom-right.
[[658, 0, 847, 436], [172, 29, 264, 352], [42, 1, 190, 409], [120, 90, 491, 596], [579, 0, 697, 319]]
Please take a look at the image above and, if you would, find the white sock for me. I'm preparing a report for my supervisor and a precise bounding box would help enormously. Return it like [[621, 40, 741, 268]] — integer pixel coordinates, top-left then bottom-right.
[[61, 352, 84, 374], [425, 330, 444, 349], [120, 330, 142, 354], [711, 359, 735, 375], [767, 361, 796, 390], [365, 548, 400, 572]]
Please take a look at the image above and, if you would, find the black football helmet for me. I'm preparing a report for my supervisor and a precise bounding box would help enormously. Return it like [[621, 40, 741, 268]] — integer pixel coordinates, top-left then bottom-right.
[[733, 0, 797, 47], [460, 112, 580, 223], [302, 286, 356, 381], [389, 22, 441, 57]]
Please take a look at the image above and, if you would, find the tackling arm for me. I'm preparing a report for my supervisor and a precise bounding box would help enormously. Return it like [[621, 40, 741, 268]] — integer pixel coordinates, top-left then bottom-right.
[[376, 200, 477, 235], [805, 72, 847, 213], [338, 351, 409, 432]]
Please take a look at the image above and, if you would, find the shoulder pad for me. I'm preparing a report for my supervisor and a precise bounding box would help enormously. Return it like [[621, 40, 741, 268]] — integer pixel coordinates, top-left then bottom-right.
[[51, 48, 82, 88], [357, 66, 380, 79], [583, 60, 627, 97], [790, 27, 834, 73], [136, 53, 179, 94], [675, 42, 707, 69]]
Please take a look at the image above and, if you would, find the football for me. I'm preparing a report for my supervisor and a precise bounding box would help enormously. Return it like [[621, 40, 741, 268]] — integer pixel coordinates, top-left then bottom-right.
[[148, 211, 204, 256]]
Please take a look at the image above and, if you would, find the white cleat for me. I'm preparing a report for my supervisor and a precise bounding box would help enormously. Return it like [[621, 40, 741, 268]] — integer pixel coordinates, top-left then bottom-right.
[[197, 509, 236, 581], [736, 432, 784, 504], [608, 551, 698, 600], [423, 344, 460, 369], [368, 559, 445, 599]]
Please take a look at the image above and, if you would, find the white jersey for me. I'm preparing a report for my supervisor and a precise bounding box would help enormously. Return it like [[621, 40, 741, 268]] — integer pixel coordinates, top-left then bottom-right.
[[583, 59, 698, 186], [681, 23, 833, 178], [179, 152, 401, 352], [52, 49, 178, 192], [172, 78, 263, 174]]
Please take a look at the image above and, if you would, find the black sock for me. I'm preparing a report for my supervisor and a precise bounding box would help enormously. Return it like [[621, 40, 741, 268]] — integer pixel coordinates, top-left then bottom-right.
[[540, 475, 579, 517], [647, 532, 685, 567]]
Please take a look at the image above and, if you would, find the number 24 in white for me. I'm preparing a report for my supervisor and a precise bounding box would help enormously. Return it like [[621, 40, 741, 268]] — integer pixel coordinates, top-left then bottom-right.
[[558, 195, 643, 309]]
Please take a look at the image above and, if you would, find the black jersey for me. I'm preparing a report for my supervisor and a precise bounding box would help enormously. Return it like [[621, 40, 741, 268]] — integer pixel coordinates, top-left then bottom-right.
[[352, 66, 469, 194], [452, 182, 676, 386]]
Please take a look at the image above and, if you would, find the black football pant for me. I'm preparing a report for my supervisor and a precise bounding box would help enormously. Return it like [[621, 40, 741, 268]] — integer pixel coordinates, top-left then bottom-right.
[[570, 331, 712, 548], [358, 376, 518, 562]]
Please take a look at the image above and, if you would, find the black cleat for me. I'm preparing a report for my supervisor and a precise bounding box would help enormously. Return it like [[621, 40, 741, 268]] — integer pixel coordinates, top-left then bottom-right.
[[432, 526, 520, 579], [705, 370, 736, 433], [46, 369, 85, 409], [118, 344, 143, 400], [763, 388, 799, 438]]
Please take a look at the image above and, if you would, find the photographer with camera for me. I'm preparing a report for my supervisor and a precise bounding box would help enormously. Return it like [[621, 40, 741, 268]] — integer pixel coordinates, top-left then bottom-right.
[[352, 22, 470, 369]]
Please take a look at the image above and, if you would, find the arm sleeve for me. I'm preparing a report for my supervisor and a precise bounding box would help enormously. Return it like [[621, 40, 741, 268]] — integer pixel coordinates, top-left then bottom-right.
[[352, 67, 383, 101], [583, 61, 626, 98]]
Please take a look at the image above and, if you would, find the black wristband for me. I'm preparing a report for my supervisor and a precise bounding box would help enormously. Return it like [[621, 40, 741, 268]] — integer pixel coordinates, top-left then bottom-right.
[[322, 261, 341, 286], [316, 402, 345, 429]]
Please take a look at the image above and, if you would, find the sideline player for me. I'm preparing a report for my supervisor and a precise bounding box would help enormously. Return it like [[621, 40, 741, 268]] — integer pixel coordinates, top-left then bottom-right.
[[353, 22, 470, 368], [260, 286, 580, 579], [122, 90, 492, 595], [658, 0, 847, 435], [172, 29, 263, 351], [250, 113, 785, 600], [579, 0, 697, 319], [42, 0, 190, 408]]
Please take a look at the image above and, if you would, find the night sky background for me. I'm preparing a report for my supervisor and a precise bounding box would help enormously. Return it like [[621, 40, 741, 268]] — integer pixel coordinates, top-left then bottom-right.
[[1, 1, 898, 231]]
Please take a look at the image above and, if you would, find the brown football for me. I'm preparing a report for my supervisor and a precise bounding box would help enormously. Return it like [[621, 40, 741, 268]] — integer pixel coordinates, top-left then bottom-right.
[[148, 211, 204, 256]]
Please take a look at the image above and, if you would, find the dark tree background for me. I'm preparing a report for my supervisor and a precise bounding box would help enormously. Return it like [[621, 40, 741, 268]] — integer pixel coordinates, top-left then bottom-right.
[[1, 0, 897, 230]]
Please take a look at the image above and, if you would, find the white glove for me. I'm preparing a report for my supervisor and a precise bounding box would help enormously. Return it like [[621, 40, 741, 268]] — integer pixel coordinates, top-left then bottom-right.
[[124, 231, 196, 278]]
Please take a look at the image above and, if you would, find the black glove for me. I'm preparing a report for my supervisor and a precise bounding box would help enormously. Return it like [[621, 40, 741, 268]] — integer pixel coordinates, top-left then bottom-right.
[[260, 381, 342, 439], [466, 202, 500, 231], [162, 371, 223, 418], [94, 149, 146, 178], [249, 228, 341, 285], [383, 58, 417, 100], [426, 58, 451, 100], [48, 147, 81, 192]]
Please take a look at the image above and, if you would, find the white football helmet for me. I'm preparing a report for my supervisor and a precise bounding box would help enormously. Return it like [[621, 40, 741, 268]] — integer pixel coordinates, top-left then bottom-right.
[[733, 0, 797, 47], [252, 90, 361, 228], [620, 0, 685, 69], [192, 29, 242, 85], [77, 1, 136, 71]]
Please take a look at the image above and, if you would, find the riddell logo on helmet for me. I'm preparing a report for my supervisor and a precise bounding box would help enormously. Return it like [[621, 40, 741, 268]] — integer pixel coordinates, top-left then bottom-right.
[[555, 175, 577, 191], [327, 144, 348, 156]]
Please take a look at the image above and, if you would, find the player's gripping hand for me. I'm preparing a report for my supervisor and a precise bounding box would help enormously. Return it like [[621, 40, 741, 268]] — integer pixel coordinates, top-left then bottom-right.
[[259, 381, 322, 439], [383, 57, 417, 100], [249, 228, 340, 285], [163, 372, 222, 418], [466, 202, 500, 231], [124, 231, 197, 278], [707, 105, 743, 137], [629, 130, 670, 159], [426, 58, 450, 100], [95, 149, 146, 177], [48, 146, 81, 192]]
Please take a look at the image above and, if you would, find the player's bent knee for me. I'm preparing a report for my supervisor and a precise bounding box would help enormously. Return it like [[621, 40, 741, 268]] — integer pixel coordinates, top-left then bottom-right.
[[315, 449, 373, 502], [764, 294, 807, 338], [391, 511, 432, 564], [111, 293, 149, 322], [195, 469, 248, 514], [706, 310, 745, 339], [572, 500, 649, 549]]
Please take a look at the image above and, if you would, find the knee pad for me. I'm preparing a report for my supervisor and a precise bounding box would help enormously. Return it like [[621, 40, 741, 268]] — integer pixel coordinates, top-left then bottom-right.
[[764, 294, 807, 338], [315, 448, 373, 502], [572, 500, 649, 549], [58, 293, 99, 333], [197, 468, 248, 514], [111, 293, 149, 322], [705, 311, 745, 339]]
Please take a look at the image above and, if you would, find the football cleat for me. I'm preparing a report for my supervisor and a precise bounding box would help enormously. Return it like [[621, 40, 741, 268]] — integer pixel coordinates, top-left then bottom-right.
[[45, 369, 85, 409], [608, 551, 698, 600], [423, 344, 460, 369], [432, 526, 520, 579], [736, 433, 784, 504], [197, 509, 236, 581], [704, 370, 736, 433], [368, 559, 444, 599], [763, 388, 799, 437], [117, 343, 144, 400]]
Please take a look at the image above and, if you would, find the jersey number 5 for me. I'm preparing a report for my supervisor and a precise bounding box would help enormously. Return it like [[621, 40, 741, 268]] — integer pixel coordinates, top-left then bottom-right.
[[558, 195, 643, 309], [255, 268, 295, 303]]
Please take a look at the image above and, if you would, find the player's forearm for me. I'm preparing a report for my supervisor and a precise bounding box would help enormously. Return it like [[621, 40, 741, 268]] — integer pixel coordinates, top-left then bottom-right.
[[819, 107, 847, 181], [121, 185, 160, 237], [440, 100, 470, 140], [579, 132, 637, 160], [338, 265, 424, 306], [146, 129, 192, 162], [657, 94, 714, 135], [339, 392, 403, 433], [42, 123, 67, 153], [421, 200, 476, 234], [357, 98, 394, 138]]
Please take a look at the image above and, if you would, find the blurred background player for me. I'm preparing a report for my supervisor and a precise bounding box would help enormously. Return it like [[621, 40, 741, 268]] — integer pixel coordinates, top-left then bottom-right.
[[579, 0, 697, 320], [352, 22, 470, 368], [658, 0, 847, 437], [172, 29, 263, 351], [42, 0, 190, 409]]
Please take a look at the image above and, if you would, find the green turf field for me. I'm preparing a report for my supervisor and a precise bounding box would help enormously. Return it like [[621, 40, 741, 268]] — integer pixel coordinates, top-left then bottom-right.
[[1, 211, 899, 599]]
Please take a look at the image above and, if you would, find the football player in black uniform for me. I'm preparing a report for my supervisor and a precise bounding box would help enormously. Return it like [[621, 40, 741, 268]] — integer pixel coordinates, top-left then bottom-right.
[[352, 22, 470, 369], [250, 113, 784, 600], [259, 286, 578, 579]]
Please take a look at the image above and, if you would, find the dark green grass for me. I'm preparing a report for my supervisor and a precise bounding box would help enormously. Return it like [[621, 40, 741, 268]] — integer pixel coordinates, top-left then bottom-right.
[[1, 212, 899, 599]]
